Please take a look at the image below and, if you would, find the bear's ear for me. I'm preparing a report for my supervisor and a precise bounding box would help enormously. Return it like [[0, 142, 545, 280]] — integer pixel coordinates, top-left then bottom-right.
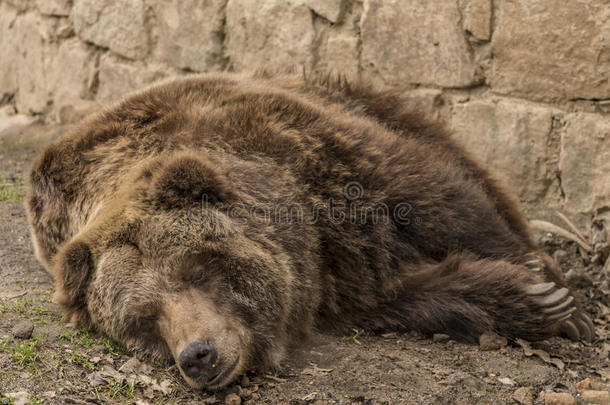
[[52, 240, 94, 327], [151, 155, 235, 209]]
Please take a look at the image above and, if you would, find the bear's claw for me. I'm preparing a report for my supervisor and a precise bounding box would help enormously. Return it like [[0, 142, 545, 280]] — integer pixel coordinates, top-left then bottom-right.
[[573, 315, 594, 342], [546, 306, 576, 322], [524, 259, 543, 272], [525, 280, 595, 342], [538, 287, 570, 307], [560, 319, 581, 341], [565, 315, 595, 342], [525, 282, 555, 295], [542, 296, 574, 314]]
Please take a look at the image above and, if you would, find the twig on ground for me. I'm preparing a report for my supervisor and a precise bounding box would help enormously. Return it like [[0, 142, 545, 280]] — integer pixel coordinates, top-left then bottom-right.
[[556, 211, 589, 245], [530, 219, 592, 252]]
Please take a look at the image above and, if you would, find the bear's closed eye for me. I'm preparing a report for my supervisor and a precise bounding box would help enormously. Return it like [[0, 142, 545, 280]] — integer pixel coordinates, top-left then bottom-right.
[[137, 315, 159, 330], [182, 265, 206, 285]]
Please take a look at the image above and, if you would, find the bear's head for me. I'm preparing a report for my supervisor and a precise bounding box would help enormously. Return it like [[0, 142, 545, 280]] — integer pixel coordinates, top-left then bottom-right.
[[51, 153, 297, 389]]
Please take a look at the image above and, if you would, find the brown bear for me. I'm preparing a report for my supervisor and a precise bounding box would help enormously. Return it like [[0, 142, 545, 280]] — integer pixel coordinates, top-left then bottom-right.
[[26, 72, 594, 390]]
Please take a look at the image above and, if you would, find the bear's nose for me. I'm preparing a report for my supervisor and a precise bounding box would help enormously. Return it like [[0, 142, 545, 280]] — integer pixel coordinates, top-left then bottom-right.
[[178, 339, 218, 379]]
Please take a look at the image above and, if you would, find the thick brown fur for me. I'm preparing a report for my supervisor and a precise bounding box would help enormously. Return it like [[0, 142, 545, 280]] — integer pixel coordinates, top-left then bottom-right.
[[26, 72, 593, 389]]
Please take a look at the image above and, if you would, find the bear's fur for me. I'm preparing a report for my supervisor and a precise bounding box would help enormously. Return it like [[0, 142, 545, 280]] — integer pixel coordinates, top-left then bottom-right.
[[26, 72, 594, 389]]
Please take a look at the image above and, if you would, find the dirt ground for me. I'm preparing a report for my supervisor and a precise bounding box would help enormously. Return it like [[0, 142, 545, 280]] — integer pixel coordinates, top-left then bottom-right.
[[0, 123, 609, 405]]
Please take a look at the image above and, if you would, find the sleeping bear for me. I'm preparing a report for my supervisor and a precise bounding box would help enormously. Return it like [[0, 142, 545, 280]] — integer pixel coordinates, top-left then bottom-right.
[[26, 72, 594, 389]]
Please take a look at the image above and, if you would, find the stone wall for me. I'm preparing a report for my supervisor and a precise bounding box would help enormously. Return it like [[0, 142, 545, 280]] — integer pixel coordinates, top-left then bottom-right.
[[0, 0, 609, 227]]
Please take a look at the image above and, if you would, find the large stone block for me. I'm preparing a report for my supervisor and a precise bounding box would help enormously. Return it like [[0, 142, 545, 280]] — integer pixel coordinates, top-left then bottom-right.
[[491, 0, 610, 102], [152, 0, 226, 72], [96, 54, 170, 105], [226, 0, 314, 71], [450, 98, 558, 203], [47, 39, 96, 110], [361, 0, 478, 88], [318, 34, 359, 78], [0, 3, 19, 104], [304, 0, 344, 23], [462, 0, 491, 41], [12, 16, 95, 115], [14, 13, 51, 114], [4, 0, 32, 11], [36, 0, 72, 16], [73, 0, 149, 60], [559, 113, 610, 215], [401, 89, 444, 120]]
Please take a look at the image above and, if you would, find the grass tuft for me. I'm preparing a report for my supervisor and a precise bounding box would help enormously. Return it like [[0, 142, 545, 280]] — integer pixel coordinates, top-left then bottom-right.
[[0, 177, 25, 202], [10, 339, 39, 370], [69, 352, 96, 371]]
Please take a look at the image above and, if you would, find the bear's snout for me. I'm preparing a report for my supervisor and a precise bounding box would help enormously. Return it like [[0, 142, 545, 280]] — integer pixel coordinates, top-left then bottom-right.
[[178, 339, 218, 379]]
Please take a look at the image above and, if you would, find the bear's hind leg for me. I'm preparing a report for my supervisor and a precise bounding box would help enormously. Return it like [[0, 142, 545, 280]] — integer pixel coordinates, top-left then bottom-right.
[[365, 253, 591, 342]]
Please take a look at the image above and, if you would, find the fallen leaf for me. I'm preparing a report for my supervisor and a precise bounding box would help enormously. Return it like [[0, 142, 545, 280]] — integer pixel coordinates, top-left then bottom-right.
[[301, 363, 333, 376], [263, 374, 287, 382], [498, 377, 516, 386], [150, 379, 172, 395], [87, 372, 106, 387], [119, 357, 152, 375], [516, 339, 565, 371], [302, 392, 318, 401]]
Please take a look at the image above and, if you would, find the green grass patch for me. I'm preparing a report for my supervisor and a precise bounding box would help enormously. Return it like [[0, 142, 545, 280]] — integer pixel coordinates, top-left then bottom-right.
[[0, 297, 32, 315], [343, 328, 372, 345], [59, 329, 95, 348], [31, 305, 52, 317], [10, 339, 40, 370], [93, 378, 136, 402], [101, 336, 129, 355], [0, 177, 25, 202], [30, 396, 43, 405], [68, 352, 96, 371], [0, 392, 15, 405], [79, 330, 97, 349], [59, 329, 128, 355]]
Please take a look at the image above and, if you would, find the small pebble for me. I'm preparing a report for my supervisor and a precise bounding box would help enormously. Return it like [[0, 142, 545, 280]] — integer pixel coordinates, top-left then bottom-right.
[[577, 378, 607, 391], [513, 386, 534, 405], [432, 333, 451, 343], [552, 249, 568, 264], [479, 331, 507, 351], [581, 390, 610, 404], [498, 377, 515, 386], [4, 392, 29, 405], [225, 393, 241, 405], [12, 321, 34, 339], [541, 391, 576, 405]]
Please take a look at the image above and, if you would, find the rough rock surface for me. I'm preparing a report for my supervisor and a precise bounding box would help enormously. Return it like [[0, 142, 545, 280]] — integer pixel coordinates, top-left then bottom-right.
[[12, 321, 34, 339], [361, 0, 478, 87], [450, 98, 559, 203], [462, 0, 492, 41], [152, 0, 227, 72], [491, 0, 610, 101], [559, 113, 610, 215], [226, 0, 314, 71], [0, 3, 19, 104], [14, 13, 50, 114], [36, 0, 71, 16], [95, 54, 169, 105], [304, 0, 344, 23], [73, 0, 149, 60]]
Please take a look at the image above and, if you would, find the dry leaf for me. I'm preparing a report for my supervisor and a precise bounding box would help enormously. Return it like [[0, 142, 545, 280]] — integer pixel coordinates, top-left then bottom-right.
[[516, 339, 565, 371]]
